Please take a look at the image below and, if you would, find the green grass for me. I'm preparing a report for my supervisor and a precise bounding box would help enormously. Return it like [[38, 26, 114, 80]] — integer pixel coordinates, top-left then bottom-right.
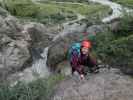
[[38, 0, 88, 3], [1, 0, 110, 25], [0, 74, 64, 100], [52, 2, 110, 16], [37, 1, 111, 20], [112, 0, 133, 8]]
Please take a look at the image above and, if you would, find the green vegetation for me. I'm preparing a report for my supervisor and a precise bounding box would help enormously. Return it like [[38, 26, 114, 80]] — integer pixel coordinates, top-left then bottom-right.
[[112, 0, 133, 8], [0, 74, 64, 100], [93, 14, 133, 67], [53, 2, 110, 17], [39, 0, 88, 3], [1, 0, 110, 25], [3, 0, 38, 16]]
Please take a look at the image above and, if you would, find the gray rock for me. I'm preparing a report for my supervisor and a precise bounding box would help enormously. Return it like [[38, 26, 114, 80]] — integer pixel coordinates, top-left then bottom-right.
[[53, 23, 87, 41], [0, 12, 32, 80], [23, 22, 54, 48], [52, 68, 133, 100], [109, 21, 121, 32], [3, 41, 30, 69], [0, 7, 56, 82], [86, 25, 107, 34], [0, 34, 30, 79]]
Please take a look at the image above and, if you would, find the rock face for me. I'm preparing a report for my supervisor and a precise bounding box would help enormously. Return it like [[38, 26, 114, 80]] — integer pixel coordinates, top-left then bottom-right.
[[52, 68, 133, 100], [0, 13, 31, 80], [0, 35, 30, 69], [0, 7, 52, 81], [86, 25, 106, 34], [23, 22, 54, 48]]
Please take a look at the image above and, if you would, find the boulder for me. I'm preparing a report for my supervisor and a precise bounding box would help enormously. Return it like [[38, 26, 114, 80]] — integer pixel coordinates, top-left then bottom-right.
[[0, 34, 30, 80], [47, 23, 87, 69], [109, 21, 121, 32], [23, 22, 54, 48], [86, 25, 106, 34]]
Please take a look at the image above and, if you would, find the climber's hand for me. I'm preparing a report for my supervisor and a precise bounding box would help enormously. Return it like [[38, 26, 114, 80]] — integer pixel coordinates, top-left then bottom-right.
[[80, 74, 85, 80]]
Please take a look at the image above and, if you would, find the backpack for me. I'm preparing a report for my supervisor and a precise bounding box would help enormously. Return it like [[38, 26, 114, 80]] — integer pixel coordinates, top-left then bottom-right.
[[67, 42, 81, 61]]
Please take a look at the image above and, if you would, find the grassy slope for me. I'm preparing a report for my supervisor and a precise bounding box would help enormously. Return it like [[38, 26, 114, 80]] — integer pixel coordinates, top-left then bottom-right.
[[112, 0, 133, 8], [1, 0, 110, 24], [37, 1, 110, 20], [38, 0, 88, 3]]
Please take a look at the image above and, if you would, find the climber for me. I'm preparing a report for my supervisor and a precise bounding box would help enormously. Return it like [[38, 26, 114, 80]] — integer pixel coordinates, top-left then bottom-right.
[[68, 40, 99, 80]]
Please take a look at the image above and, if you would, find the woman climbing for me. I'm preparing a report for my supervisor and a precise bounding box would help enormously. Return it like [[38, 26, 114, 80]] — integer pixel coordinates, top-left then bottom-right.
[[69, 40, 99, 80]]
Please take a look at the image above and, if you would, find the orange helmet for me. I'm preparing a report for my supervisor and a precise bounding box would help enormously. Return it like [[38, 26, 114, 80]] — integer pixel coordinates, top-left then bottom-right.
[[81, 40, 92, 49]]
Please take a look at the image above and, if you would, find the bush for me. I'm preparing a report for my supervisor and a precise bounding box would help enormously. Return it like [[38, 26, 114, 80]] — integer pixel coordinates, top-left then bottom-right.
[[0, 74, 64, 100], [112, 0, 133, 8], [113, 13, 133, 37], [94, 31, 115, 61], [93, 14, 133, 67], [108, 34, 133, 66], [3, 0, 38, 17]]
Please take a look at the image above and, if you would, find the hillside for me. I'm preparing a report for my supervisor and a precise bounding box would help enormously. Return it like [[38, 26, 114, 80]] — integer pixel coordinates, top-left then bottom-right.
[[112, 0, 133, 8], [0, 0, 111, 25], [0, 0, 132, 100]]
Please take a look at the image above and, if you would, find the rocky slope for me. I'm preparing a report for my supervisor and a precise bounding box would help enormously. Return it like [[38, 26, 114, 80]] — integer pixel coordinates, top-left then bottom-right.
[[0, 0, 131, 83], [52, 67, 133, 100], [0, 7, 31, 81], [0, 2, 132, 100], [50, 0, 133, 100]]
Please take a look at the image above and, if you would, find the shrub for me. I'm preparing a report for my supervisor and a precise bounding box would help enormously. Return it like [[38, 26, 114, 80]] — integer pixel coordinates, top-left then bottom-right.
[[112, 0, 133, 8], [0, 74, 64, 100], [3, 0, 38, 17], [94, 14, 133, 67]]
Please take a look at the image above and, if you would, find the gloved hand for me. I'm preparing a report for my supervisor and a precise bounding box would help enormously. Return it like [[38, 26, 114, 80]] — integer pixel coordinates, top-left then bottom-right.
[[80, 74, 85, 80]]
